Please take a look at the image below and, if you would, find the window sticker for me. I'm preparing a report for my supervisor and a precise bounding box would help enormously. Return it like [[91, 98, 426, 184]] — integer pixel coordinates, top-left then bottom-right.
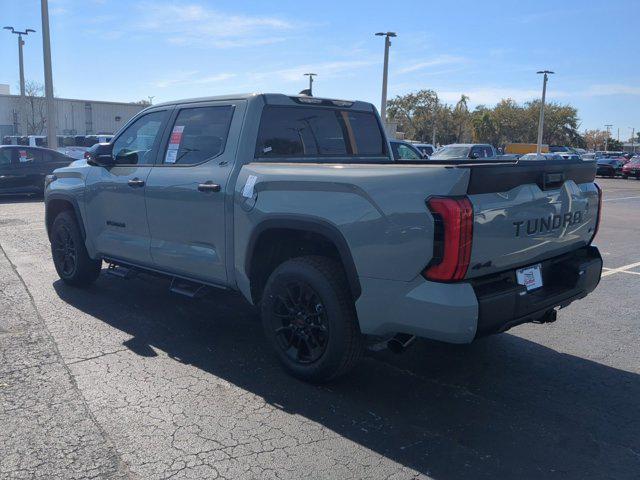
[[165, 125, 184, 163], [18, 150, 29, 163]]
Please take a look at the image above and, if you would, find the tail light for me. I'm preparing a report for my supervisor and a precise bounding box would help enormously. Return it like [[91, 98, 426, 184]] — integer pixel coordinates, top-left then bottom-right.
[[423, 197, 474, 282], [590, 183, 603, 243]]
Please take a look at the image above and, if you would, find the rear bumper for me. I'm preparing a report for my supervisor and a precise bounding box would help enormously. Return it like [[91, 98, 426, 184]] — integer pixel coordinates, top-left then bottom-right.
[[355, 246, 602, 343], [471, 246, 602, 337]]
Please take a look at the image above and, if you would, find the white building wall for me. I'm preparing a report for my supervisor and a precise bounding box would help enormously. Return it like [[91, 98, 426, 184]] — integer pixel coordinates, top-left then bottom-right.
[[0, 94, 145, 136]]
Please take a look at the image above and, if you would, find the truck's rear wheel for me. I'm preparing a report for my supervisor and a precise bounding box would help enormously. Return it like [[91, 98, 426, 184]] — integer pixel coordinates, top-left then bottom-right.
[[51, 211, 101, 287], [261, 256, 363, 382]]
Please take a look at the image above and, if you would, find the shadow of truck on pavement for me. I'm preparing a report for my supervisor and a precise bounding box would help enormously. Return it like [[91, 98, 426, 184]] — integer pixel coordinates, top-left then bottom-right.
[[53, 272, 640, 480]]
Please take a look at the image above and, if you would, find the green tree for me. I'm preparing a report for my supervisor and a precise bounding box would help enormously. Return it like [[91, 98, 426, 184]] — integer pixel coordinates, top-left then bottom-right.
[[387, 89, 440, 142], [605, 137, 623, 151]]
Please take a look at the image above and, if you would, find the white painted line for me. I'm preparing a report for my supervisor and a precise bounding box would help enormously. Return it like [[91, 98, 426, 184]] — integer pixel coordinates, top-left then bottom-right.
[[603, 195, 640, 202], [601, 261, 640, 277]]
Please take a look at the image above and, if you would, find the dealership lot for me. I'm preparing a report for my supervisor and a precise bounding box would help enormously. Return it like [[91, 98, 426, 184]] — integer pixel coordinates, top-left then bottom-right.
[[0, 178, 638, 480]]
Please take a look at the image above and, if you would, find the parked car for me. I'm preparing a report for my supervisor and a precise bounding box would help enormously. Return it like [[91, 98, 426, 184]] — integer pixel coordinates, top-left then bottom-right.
[[596, 158, 624, 177], [0, 146, 73, 195], [622, 157, 640, 179], [549, 145, 577, 153], [430, 143, 497, 160], [519, 153, 565, 161], [557, 153, 582, 161], [412, 143, 436, 157], [581, 153, 596, 161], [389, 140, 427, 161], [45, 93, 602, 382]]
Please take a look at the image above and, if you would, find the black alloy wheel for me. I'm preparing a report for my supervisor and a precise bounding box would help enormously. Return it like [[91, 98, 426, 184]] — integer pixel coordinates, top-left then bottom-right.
[[269, 280, 330, 364]]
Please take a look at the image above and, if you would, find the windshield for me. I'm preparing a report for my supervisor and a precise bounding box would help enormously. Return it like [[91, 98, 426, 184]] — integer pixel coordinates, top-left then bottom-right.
[[431, 146, 470, 159]]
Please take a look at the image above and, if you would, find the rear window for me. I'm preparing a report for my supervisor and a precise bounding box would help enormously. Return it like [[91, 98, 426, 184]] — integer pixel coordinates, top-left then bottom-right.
[[255, 106, 387, 160]]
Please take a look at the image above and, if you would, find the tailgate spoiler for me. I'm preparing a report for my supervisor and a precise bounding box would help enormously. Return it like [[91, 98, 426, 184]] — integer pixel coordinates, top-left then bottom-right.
[[462, 159, 597, 194]]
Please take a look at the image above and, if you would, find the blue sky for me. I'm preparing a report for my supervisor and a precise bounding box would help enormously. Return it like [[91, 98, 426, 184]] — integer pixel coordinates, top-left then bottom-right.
[[2, 0, 638, 136]]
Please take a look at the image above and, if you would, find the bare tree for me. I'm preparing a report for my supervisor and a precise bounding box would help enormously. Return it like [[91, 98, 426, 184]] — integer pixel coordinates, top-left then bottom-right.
[[20, 80, 47, 135]]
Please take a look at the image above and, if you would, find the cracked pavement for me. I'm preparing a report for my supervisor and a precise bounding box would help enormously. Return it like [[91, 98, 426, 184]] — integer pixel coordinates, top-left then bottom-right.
[[1, 178, 639, 479]]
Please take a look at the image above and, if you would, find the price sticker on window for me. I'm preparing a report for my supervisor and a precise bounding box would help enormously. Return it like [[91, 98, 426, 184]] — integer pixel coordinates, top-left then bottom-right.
[[165, 125, 184, 163]]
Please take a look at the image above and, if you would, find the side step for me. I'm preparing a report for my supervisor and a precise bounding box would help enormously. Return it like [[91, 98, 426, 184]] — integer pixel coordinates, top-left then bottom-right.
[[169, 277, 208, 299], [105, 263, 136, 279]]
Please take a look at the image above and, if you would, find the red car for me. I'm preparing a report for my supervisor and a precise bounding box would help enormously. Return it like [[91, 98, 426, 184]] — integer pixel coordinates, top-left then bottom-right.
[[622, 157, 640, 179]]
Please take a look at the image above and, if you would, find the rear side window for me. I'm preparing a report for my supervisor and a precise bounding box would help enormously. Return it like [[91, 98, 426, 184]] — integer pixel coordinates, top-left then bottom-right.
[[163, 106, 234, 165], [255, 106, 387, 160]]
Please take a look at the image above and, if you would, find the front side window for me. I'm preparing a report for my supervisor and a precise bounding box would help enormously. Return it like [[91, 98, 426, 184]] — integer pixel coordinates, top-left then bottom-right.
[[112, 111, 166, 165], [255, 106, 386, 160], [163, 106, 234, 165]]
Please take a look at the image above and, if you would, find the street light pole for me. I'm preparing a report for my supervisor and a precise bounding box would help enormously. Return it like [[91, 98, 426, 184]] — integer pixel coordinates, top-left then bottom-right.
[[303, 73, 317, 96], [41, 0, 57, 149], [3, 26, 36, 96], [604, 124, 612, 152], [375, 32, 396, 124], [631, 127, 636, 154], [536, 70, 554, 156]]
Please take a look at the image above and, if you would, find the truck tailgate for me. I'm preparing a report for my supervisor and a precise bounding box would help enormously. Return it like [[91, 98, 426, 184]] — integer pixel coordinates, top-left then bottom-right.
[[464, 160, 599, 278]]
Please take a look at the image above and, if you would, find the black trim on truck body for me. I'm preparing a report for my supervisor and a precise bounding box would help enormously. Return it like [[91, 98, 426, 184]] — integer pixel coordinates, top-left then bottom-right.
[[471, 245, 602, 337], [464, 159, 597, 194], [45, 193, 86, 240], [245, 216, 361, 300]]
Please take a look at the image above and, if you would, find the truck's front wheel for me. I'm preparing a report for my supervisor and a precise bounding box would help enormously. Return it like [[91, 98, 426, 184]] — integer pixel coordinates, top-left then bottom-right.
[[261, 256, 363, 383], [51, 211, 102, 287]]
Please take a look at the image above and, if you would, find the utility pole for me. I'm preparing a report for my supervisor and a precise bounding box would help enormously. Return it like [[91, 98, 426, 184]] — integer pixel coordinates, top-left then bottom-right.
[[148, 96, 155, 105], [375, 32, 396, 124], [604, 124, 612, 151], [41, 0, 57, 149], [536, 70, 554, 156], [3, 26, 36, 96], [303, 73, 317, 96], [631, 127, 636, 154]]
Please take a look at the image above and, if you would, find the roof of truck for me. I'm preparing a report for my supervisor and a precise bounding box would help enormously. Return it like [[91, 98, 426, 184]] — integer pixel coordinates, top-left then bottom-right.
[[152, 93, 375, 111]]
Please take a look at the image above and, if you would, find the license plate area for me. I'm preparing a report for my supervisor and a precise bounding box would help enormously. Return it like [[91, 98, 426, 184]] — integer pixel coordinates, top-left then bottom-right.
[[516, 264, 543, 291]]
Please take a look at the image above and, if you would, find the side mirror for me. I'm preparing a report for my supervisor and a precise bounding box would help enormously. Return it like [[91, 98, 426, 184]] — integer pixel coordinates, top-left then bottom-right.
[[86, 143, 115, 167]]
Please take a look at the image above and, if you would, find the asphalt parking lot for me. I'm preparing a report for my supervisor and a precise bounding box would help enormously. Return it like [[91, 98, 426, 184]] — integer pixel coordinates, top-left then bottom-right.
[[0, 178, 639, 480]]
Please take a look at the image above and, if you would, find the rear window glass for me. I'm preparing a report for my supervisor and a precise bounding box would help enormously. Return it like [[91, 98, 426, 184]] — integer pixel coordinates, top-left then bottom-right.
[[164, 106, 234, 165], [255, 106, 386, 160]]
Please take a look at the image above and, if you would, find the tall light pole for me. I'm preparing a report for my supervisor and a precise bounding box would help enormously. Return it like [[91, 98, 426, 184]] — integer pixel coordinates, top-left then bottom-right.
[[41, 0, 57, 149], [631, 127, 636, 154], [3, 26, 36, 97], [604, 124, 612, 151], [535, 70, 554, 156], [303, 73, 317, 96], [375, 32, 396, 124]]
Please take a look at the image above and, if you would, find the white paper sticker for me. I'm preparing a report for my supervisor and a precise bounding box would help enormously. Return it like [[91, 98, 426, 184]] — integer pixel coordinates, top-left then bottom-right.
[[165, 149, 178, 164], [242, 175, 257, 198]]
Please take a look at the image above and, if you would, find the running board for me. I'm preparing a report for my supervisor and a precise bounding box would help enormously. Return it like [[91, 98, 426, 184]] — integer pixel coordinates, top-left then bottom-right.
[[169, 277, 208, 298], [105, 263, 136, 279]]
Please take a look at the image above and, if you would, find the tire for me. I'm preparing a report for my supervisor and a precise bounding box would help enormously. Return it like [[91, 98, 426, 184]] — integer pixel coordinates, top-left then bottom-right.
[[622, 175, 628, 179], [51, 210, 101, 287], [260, 255, 363, 383]]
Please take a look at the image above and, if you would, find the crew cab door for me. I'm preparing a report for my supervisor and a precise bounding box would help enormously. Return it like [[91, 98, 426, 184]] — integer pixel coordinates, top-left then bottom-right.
[[144, 101, 244, 285], [85, 109, 170, 265]]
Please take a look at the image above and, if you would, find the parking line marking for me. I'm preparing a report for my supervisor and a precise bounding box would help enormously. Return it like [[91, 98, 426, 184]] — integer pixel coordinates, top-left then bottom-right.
[[601, 261, 640, 277], [603, 195, 640, 202]]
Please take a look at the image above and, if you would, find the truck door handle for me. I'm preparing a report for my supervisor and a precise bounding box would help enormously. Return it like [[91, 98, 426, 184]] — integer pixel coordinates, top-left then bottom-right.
[[197, 182, 221, 193], [127, 178, 145, 187]]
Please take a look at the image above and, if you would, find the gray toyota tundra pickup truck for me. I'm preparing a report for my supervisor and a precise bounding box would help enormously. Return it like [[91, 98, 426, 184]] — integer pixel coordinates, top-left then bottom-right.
[[44, 93, 603, 382]]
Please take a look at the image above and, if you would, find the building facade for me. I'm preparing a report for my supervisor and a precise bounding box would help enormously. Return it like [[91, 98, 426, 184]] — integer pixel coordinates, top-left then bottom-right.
[[0, 94, 146, 138]]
